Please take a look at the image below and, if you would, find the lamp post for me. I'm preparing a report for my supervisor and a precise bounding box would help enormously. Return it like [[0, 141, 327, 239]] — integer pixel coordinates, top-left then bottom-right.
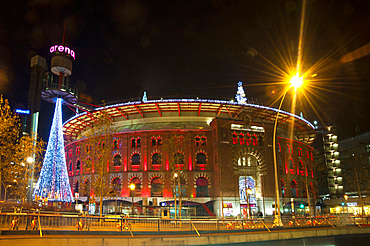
[[344, 195, 348, 214], [129, 183, 135, 216], [26, 156, 34, 202], [246, 188, 252, 219], [272, 74, 304, 227], [173, 173, 178, 219], [4, 185, 11, 201]]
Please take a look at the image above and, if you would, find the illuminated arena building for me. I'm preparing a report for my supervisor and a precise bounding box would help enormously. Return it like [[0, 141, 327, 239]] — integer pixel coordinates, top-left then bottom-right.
[[63, 94, 317, 217]]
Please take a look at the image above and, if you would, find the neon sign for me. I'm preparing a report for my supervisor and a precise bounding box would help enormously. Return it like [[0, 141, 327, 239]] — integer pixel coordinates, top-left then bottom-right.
[[50, 45, 75, 60], [15, 109, 30, 114]]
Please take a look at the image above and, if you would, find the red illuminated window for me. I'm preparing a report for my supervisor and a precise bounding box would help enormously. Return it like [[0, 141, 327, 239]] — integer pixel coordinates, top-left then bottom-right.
[[239, 133, 245, 145], [232, 133, 238, 144], [201, 136, 206, 146], [281, 179, 286, 198], [113, 139, 121, 150], [151, 136, 162, 147], [246, 133, 251, 145], [195, 136, 201, 146], [252, 134, 258, 146], [113, 155, 122, 167], [131, 137, 141, 148]]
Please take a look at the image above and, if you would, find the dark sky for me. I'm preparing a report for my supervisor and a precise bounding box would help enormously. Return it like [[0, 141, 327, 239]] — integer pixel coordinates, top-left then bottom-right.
[[1, 0, 369, 141]]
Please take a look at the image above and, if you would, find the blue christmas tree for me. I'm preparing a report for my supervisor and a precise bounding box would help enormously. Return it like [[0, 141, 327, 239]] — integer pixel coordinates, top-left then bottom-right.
[[33, 98, 74, 202]]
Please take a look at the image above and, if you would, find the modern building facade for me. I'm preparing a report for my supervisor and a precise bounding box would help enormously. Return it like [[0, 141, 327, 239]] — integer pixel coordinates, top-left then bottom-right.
[[336, 131, 370, 215], [63, 98, 317, 217]]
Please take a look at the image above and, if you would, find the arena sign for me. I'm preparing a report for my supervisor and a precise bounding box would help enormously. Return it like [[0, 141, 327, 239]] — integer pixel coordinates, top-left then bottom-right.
[[50, 45, 76, 60]]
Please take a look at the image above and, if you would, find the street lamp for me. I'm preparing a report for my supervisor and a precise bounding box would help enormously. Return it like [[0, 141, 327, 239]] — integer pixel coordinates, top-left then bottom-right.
[[26, 156, 34, 202], [272, 73, 304, 227], [173, 173, 178, 219], [246, 188, 252, 219], [129, 183, 135, 216], [4, 185, 11, 201], [344, 195, 348, 214]]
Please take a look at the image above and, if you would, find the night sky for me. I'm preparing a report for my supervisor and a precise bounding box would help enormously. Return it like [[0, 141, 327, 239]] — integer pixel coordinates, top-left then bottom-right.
[[1, 0, 369, 141]]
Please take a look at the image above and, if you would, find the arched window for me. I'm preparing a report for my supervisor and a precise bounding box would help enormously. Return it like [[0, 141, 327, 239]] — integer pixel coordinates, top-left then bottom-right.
[[132, 154, 140, 166], [245, 133, 251, 145], [151, 137, 156, 147], [281, 179, 286, 198], [174, 152, 184, 164], [252, 134, 258, 146], [288, 159, 294, 169], [151, 177, 163, 197], [136, 138, 141, 148], [195, 137, 201, 146], [298, 160, 303, 175], [196, 177, 209, 197], [130, 178, 141, 196], [232, 133, 238, 144], [84, 158, 91, 172], [157, 137, 162, 146], [69, 161, 73, 172], [239, 133, 245, 145], [152, 153, 162, 165], [75, 180, 79, 193], [201, 137, 207, 146], [83, 179, 90, 197], [307, 164, 311, 177], [114, 155, 122, 166], [113, 139, 120, 150], [196, 153, 207, 164], [76, 160, 81, 170], [112, 178, 121, 195], [291, 180, 298, 198], [131, 138, 136, 148]]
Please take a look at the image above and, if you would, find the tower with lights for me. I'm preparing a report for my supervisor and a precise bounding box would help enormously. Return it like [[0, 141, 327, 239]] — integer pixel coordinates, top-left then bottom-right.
[[33, 37, 77, 203]]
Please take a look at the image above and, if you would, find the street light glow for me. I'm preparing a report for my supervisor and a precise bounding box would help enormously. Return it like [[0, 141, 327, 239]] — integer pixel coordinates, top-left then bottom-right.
[[290, 74, 303, 89], [129, 183, 135, 191]]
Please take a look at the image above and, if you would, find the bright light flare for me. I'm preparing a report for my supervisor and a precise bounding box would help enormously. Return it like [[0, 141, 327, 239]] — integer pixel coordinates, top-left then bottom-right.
[[289, 74, 304, 89]]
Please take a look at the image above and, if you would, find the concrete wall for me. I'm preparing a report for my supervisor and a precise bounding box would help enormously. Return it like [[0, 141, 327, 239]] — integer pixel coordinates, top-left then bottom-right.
[[1, 227, 370, 246]]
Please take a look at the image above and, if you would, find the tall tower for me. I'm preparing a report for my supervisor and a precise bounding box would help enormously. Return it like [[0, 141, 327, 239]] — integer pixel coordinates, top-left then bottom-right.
[[26, 55, 46, 133], [33, 41, 77, 203], [29, 55, 46, 113]]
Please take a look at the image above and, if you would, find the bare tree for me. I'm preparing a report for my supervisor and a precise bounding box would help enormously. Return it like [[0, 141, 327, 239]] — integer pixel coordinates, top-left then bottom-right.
[[79, 115, 116, 217]]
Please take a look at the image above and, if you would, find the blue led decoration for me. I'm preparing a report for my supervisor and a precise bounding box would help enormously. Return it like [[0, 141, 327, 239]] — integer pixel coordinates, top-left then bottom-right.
[[235, 81, 247, 104], [142, 91, 148, 102], [33, 98, 74, 202]]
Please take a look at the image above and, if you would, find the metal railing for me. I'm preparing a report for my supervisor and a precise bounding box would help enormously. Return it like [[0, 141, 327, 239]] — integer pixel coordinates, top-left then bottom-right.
[[1, 213, 369, 234]]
